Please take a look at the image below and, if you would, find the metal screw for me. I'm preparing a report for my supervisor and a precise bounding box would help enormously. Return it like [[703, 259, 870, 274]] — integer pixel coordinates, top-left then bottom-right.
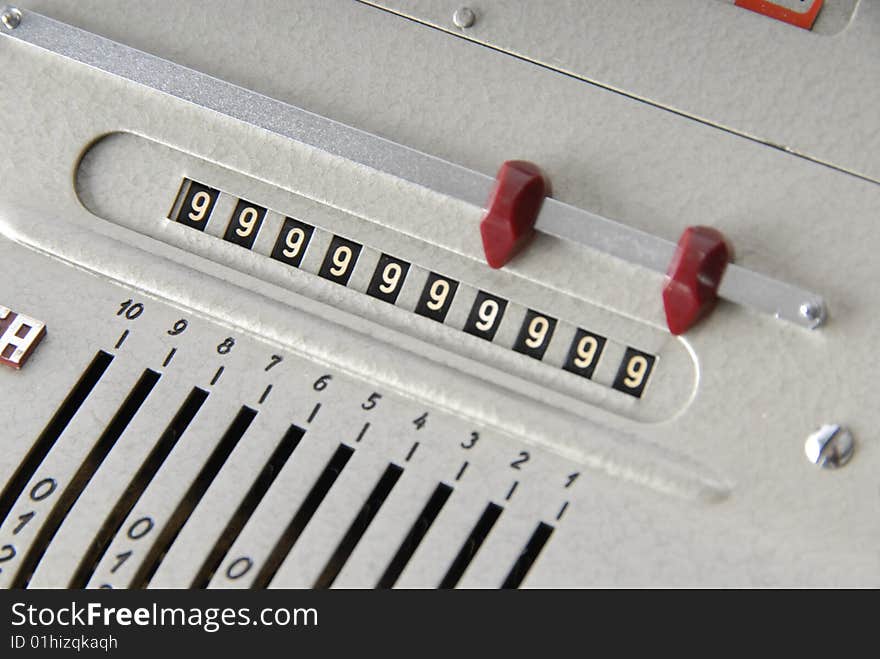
[[453, 6, 476, 28], [804, 424, 854, 469], [799, 301, 826, 326], [1, 6, 21, 30]]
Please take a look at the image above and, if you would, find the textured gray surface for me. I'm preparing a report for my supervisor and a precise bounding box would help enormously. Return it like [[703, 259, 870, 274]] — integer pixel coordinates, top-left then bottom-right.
[[0, 1, 877, 586], [369, 0, 880, 182]]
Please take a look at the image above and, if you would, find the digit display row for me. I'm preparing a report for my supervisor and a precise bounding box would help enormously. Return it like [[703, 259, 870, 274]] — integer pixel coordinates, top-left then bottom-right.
[[169, 179, 656, 398]]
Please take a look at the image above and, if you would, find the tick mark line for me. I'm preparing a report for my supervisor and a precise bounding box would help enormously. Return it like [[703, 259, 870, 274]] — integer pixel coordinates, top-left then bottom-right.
[[405, 442, 419, 462], [556, 501, 569, 521], [162, 348, 177, 368], [210, 366, 224, 386], [455, 461, 468, 482], [307, 403, 321, 424], [505, 481, 519, 501], [114, 330, 129, 350], [258, 384, 273, 405], [356, 422, 370, 443]]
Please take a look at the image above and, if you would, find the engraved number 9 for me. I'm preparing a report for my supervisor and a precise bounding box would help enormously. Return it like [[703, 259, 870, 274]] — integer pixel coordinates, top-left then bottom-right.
[[188, 191, 212, 223], [475, 299, 499, 331], [525, 315, 550, 348], [282, 227, 306, 258], [623, 355, 649, 389], [379, 262, 403, 294], [236, 207, 260, 237], [574, 335, 599, 368], [427, 279, 450, 310], [330, 245, 353, 277]]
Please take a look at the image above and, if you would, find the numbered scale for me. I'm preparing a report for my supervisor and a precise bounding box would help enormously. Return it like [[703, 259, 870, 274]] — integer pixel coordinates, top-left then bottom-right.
[[0, 254, 581, 589]]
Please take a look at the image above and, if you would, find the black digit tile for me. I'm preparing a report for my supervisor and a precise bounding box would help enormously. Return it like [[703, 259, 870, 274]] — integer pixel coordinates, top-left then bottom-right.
[[414, 272, 459, 323], [318, 235, 363, 286], [611, 347, 656, 398], [366, 254, 411, 304], [562, 328, 607, 380], [270, 217, 315, 268], [463, 291, 508, 342], [223, 199, 267, 249], [512, 309, 557, 360], [173, 179, 219, 230]]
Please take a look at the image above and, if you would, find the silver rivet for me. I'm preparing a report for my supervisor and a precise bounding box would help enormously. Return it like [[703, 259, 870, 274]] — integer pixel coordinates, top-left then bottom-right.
[[799, 301, 824, 323], [804, 424, 854, 469], [453, 7, 476, 28], [1, 6, 21, 30]]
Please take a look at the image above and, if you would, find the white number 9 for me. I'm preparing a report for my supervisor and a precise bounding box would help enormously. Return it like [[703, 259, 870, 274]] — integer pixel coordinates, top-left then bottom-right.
[[427, 279, 450, 310], [330, 245, 353, 277], [379, 262, 402, 294], [282, 227, 306, 258], [188, 191, 212, 222], [524, 316, 550, 348], [623, 355, 649, 389], [235, 207, 260, 237], [475, 299, 499, 331], [573, 335, 599, 368]]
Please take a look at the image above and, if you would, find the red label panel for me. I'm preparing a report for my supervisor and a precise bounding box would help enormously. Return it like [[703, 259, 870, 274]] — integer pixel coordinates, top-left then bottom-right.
[[735, 0, 824, 30]]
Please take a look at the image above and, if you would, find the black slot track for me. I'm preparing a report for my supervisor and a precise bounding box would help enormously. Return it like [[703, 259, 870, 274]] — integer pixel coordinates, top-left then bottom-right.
[[1, 344, 557, 589], [129, 406, 257, 589], [0, 351, 113, 528], [191, 424, 305, 588], [251, 443, 354, 589], [500, 522, 554, 589], [11, 368, 160, 588], [438, 502, 503, 589], [68, 387, 209, 588], [376, 482, 453, 589], [313, 463, 403, 589]]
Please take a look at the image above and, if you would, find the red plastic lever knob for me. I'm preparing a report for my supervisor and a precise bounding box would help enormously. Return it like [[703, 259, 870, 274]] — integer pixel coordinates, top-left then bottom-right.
[[662, 226, 732, 335], [480, 161, 549, 269]]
